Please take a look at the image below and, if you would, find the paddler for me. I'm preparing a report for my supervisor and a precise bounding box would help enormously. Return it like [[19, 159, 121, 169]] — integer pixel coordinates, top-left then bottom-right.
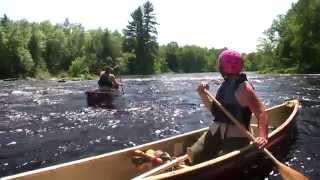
[[189, 49, 268, 164], [98, 66, 121, 91]]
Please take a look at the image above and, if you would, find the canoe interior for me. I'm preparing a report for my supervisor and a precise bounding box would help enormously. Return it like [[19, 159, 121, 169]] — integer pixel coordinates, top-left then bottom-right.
[[2, 100, 298, 180]]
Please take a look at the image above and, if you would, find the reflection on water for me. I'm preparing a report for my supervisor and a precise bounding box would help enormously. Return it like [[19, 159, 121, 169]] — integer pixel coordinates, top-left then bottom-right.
[[0, 73, 319, 179]]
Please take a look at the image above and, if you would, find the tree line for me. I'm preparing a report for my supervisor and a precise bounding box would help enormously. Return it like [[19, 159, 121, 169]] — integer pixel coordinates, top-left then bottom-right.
[[246, 0, 320, 73], [0, 0, 319, 79]]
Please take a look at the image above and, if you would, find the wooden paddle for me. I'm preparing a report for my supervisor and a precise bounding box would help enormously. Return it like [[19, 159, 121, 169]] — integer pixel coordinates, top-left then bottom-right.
[[203, 89, 308, 180], [118, 74, 124, 95], [112, 64, 124, 95]]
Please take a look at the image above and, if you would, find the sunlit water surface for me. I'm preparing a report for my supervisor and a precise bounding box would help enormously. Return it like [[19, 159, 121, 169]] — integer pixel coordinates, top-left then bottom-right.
[[0, 72, 319, 179]]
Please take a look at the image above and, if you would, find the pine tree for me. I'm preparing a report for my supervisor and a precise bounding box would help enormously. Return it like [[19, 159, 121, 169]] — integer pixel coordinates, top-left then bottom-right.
[[123, 1, 158, 74]]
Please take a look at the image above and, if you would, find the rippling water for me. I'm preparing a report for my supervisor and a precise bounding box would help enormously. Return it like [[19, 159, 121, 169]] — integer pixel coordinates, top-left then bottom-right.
[[0, 72, 319, 179]]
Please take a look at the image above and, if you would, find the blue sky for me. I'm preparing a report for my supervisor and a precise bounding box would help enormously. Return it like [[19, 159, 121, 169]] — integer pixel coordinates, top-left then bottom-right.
[[0, 0, 297, 53]]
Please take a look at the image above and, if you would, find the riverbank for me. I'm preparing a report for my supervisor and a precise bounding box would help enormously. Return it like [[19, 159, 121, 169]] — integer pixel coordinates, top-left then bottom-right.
[[2, 70, 320, 82], [0, 73, 98, 82]]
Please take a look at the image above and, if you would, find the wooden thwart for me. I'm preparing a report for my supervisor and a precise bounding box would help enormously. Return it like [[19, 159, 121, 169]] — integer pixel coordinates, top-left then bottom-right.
[[132, 154, 189, 180]]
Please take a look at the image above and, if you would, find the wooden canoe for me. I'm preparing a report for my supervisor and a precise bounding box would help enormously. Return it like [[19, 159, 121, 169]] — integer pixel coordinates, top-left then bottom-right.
[[85, 89, 120, 108], [2, 100, 299, 180]]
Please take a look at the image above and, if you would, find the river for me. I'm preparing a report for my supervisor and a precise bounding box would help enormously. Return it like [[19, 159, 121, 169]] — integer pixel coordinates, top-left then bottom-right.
[[0, 72, 319, 179]]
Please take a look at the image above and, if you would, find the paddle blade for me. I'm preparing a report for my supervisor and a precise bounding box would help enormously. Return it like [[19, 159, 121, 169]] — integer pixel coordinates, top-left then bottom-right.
[[277, 162, 309, 180]]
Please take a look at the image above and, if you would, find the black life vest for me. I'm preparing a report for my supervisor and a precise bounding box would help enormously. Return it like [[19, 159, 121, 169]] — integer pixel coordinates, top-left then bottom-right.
[[98, 73, 113, 87], [211, 73, 252, 129]]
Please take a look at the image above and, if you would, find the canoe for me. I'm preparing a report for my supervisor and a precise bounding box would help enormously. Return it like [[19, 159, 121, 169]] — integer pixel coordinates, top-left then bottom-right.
[[85, 89, 120, 108], [57, 79, 66, 83], [2, 100, 299, 180], [3, 78, 18, 81]]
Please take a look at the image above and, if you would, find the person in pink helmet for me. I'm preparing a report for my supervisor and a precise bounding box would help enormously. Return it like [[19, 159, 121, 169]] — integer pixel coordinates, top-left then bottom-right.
[[188, 49, 268, 164]]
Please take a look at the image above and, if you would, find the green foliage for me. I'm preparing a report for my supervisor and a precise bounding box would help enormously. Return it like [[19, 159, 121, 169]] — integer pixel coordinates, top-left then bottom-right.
[[154, 47, 168, 74], [123, 1, 159, 74], [28, 27, 47, 75], [68, 56, 89, 77], [163, 42, 179, 72], [118, 52, 136, 74], [243, 52, 260, 71], [2, 0, 320, 79], [177, 45, 208, 73], [33, 68, 51, 79], [17, 47, 34, 75], [0, 14, 126, 79], [45, 28, 68, 74], [257, 0, 320, 73], [206, 48, 220, 72]]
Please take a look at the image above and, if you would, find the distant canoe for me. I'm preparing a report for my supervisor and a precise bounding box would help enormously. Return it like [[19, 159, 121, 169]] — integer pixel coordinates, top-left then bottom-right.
[[3, 78, 18, 81], [85, 89, 120, 108], [2, 100, 299, 180], [57, 79, 66, 83]]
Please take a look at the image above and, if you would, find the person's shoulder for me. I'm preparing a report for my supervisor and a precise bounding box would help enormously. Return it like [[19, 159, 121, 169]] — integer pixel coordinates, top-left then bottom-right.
[[100, 71, 105, 76], [236, 81, 260, 107], [109, 74, 116, 78], [238, 81, 254, 94]]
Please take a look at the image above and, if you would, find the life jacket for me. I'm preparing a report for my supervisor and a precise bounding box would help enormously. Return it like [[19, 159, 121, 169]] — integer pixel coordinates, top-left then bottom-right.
[[98, 73, 113, 87], [211, 73, 252, 129]]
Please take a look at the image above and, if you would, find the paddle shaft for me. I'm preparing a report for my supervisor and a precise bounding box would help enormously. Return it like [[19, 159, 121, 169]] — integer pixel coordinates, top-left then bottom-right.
[[119, 75, 124, 95], [132, 154, 188, 180], [204, 90, 256, 140], [113, 65, 124, 95], [203, 89, 309, 180]]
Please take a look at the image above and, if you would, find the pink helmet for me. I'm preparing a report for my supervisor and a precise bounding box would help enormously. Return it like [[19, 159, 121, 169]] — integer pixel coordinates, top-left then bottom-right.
[[218, 49, 243, 75]]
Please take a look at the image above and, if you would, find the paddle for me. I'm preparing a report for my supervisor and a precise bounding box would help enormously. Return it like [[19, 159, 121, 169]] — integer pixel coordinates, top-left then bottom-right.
[[132, 154, 189, 180], [119, 74, 124, 95], [112, 65, 124, 95], [203, 89, 308, 180]]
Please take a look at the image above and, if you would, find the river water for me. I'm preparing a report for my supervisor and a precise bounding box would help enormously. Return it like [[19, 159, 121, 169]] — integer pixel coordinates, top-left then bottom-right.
[[0, 72, 319, 179]]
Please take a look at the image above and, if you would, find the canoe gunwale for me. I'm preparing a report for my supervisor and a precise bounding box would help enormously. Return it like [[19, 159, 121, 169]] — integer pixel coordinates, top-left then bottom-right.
[[1, 128, 209, 180], [267, 100, 299, 138]]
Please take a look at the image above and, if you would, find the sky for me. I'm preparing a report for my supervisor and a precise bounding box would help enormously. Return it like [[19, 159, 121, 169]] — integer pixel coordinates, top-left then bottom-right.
[[0, 0, 298, 53]]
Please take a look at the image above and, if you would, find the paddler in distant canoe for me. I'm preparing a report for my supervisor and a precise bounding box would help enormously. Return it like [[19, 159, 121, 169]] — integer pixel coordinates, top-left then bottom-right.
[[98, 66, 121, 91]]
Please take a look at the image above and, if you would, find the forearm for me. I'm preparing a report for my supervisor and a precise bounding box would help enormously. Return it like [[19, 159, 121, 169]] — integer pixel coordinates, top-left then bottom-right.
[[198, 92, 212, 111], [114, 79, 120, 86], [258, 111, 268, 139]]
